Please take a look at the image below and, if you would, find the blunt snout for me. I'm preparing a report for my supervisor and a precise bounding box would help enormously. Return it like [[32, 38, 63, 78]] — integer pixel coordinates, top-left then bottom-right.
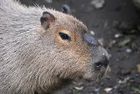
[[94, 55, 109, 70], [84, 33, 109, 70]]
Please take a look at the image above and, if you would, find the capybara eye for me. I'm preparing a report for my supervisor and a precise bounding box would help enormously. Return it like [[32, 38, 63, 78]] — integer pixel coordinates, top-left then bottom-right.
[[59, 32, 71, 41]]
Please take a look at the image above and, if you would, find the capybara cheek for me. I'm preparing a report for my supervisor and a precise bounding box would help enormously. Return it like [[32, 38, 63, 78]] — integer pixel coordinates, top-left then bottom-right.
[[83, 71, 94, 80]]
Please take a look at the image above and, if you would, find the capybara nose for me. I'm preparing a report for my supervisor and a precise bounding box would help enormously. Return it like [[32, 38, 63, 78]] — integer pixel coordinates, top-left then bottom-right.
[[94, 56, 109, 70], [84, 33, 98, 46]]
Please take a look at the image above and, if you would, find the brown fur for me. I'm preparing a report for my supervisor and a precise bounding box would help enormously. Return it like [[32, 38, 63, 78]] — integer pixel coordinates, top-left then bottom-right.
[[0, 0, 109, 94]]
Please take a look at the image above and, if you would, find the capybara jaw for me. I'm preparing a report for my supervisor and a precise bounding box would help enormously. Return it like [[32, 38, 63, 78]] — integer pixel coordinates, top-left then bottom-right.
[[0, 0, 109, 93]]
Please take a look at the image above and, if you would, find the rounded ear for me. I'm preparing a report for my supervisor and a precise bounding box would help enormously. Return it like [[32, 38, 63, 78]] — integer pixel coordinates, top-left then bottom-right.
[[40, 11, 55, 29], [61, 4, 71, 14]]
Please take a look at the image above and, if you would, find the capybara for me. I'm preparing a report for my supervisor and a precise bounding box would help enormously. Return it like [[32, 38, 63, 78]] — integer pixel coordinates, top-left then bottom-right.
[[0, 0, 109, 94]]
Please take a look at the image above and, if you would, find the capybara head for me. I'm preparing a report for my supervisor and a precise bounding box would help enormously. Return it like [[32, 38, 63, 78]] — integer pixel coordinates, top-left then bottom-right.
[[0, 1, 111, 94], [38, 10, 109, 81]]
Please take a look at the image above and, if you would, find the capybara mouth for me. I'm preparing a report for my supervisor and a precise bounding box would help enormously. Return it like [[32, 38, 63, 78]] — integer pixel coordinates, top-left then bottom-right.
[[82, 64, 111, 82], [94, 65, 111, 82], [71, 65, 111, 86]]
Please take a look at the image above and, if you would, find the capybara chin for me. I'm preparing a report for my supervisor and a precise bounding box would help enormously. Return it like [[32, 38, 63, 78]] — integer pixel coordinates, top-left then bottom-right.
[[0, 0, 109, 94]]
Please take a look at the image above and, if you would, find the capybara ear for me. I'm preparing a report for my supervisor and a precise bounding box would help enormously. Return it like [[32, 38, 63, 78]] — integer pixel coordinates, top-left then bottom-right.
[[40, 11, 55, 29], [61, 4, 71, 14]]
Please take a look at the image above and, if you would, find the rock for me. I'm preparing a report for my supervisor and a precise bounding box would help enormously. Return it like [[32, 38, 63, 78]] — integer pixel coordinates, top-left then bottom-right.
[[125, 48, 132, 53], [118, 77, 130, 84], [74, 86, 84, 91], [90, 30, 95, 36], [114, 33, 122, 38], [104, 87, 112, 93], [91, 0, 105, 9]]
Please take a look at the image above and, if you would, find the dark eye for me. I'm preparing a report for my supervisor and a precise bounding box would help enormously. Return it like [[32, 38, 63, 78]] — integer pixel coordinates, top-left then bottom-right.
[[59, 32, 71, 41]]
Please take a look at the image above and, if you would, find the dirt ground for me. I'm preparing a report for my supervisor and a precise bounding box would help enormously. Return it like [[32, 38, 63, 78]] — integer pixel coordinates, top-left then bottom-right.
[[20, 0, 140, 94]]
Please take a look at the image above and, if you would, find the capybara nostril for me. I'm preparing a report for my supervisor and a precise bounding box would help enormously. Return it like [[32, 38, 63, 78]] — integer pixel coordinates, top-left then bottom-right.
[[0, 0, 110, 93], [94, 56, 109, 70]]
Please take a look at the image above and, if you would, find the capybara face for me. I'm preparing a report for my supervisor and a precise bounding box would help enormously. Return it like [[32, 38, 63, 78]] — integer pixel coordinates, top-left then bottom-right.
[[40, 10, 110, 81], [0, 1, 110, 93]]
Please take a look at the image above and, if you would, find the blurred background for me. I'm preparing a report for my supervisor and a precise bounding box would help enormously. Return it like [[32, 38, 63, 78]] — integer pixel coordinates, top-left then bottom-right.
[[19, 0, 140, 94]]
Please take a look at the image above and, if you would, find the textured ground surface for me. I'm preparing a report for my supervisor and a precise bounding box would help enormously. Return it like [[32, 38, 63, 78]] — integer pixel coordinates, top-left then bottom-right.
[[20, 0, 140, 94]]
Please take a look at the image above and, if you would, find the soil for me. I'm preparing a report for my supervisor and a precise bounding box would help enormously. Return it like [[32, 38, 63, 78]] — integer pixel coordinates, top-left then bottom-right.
[[20, 0, 140, 94]]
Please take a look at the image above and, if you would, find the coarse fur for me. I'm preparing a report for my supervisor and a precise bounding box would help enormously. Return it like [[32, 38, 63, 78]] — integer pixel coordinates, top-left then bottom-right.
[[0, 0, 109, 94]]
